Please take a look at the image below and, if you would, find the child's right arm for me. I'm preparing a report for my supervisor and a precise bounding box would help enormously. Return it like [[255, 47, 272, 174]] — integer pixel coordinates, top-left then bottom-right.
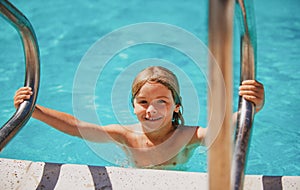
[[14, 87, 127, 143]]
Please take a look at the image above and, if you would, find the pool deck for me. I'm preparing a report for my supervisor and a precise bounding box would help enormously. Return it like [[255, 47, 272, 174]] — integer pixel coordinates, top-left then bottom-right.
[[0, 158, 299, 190]]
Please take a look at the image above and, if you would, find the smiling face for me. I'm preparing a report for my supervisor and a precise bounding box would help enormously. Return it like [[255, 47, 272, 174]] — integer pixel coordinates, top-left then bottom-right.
[[133, 82, 180, 133], [131, 66, 184, 126]]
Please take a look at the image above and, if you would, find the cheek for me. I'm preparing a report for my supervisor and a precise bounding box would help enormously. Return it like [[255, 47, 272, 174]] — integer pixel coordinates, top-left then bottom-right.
[[133, 106, 138, 114], [133, 104, 144, 115], [158, 105, 173, 116]]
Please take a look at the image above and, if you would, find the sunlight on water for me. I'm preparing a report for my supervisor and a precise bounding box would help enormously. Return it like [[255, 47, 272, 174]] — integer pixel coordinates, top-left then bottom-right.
[[0, 0, 299, 175]]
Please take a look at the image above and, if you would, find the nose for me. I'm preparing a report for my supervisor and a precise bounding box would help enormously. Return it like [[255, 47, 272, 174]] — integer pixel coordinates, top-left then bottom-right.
[[146, 104, 157, 115]]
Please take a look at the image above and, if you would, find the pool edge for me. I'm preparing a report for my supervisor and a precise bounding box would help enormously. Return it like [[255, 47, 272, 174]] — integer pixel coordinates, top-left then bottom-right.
[[0, 158, 299, 189]]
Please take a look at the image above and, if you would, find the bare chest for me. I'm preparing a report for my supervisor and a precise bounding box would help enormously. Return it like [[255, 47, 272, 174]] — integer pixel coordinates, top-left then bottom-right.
[[122, 142, 198, 168]]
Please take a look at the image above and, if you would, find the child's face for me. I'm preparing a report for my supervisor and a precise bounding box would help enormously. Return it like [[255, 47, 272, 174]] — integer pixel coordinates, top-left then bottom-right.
[[133, 82, 180, 132]]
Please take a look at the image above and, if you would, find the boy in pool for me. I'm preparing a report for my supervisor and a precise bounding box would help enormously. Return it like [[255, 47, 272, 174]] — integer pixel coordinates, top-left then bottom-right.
[[14, 66, 264, 169]]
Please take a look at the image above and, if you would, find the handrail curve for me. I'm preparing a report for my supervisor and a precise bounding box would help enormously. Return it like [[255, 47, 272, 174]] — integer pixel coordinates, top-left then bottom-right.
[[231, 0, 257, 189], [0, 0, 40, 150]]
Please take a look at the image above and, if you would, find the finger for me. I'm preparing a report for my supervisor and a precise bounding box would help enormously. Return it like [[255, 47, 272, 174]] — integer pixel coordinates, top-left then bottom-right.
[[239, 89, 264, 99], [239, 84, 258, 91], [14, 87, 33, 108], [239, 86, 262, 98], [242, 95, 262, 106], [242, 80, 264, 88], [14, 94, 31, 108], [240, 81, 264, 96], [239, 90, 257, 96], [14, 99, 24, 108], [16, 86, 32, 93], [21, 86, 32, 90], [15, 88, 33, 97], [18, 94, 32, 100]]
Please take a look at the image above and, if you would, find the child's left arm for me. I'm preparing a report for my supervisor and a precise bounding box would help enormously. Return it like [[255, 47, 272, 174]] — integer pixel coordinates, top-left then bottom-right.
[[239, 80, 265, 113]]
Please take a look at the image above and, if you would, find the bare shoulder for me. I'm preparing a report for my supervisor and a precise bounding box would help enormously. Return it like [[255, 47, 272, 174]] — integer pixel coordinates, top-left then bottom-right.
[[176, 125, 206, 145]]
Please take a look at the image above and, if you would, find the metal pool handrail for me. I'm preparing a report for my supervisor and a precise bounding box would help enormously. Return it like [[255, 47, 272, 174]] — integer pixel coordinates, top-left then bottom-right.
[[231, 0, 257, 189], [0, 0, 40, 150]]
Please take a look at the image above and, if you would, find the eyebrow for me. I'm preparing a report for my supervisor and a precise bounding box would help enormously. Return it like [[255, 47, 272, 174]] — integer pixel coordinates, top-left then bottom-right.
[[156, 96, 170, 99], [135, 96, 170, 99]]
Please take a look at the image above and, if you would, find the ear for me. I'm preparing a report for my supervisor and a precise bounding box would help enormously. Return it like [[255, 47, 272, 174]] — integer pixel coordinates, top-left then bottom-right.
[[174, 104, 180, 113]]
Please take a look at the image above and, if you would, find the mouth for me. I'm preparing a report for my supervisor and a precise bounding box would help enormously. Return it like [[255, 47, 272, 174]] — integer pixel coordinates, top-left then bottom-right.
[[145, 116, 163, 121]]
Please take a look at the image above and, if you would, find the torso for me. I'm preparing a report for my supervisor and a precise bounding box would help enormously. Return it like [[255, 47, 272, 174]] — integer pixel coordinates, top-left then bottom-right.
[[120, 125, 203, 169]]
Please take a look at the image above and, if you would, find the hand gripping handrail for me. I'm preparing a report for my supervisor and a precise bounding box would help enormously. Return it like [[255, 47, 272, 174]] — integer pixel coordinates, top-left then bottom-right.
[[231, 0, 257, 189], [0, 0, 40, 150]]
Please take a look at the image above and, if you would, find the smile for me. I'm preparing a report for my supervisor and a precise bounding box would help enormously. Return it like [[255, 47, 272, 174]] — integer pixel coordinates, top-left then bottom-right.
[[145, 116, 163, 121]]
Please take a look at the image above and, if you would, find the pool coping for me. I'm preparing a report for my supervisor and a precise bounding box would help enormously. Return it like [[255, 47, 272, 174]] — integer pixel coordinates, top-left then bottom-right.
[[0, 158, 299, 190]]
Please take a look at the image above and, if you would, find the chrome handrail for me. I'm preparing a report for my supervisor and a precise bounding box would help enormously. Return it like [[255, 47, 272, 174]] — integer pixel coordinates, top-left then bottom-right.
[[0, 0, 40, 150], [231, 0, 257, 189]]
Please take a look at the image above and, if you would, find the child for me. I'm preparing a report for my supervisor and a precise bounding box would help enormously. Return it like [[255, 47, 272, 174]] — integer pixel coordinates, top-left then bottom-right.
[[14, 66, 265, 169]]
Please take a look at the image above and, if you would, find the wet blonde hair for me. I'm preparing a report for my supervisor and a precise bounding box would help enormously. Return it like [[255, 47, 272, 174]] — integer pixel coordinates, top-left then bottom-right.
[[131, 66, 184, 126]]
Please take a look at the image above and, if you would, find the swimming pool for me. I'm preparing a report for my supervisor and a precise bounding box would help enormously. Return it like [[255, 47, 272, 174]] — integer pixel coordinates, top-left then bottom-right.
[[0, 0, 299, 177]]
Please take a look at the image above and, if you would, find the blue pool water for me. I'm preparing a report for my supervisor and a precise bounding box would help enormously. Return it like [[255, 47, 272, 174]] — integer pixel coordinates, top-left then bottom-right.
[[0, 0, 299, 176]]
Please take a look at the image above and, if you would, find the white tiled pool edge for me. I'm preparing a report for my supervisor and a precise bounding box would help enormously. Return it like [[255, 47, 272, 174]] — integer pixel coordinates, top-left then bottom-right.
[[0, 158, 299, 190]]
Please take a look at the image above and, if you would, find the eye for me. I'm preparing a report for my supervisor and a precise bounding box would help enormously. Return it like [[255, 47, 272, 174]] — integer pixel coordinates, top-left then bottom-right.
[[157, 99, 167, 104], [138, 100, 148, 104]]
